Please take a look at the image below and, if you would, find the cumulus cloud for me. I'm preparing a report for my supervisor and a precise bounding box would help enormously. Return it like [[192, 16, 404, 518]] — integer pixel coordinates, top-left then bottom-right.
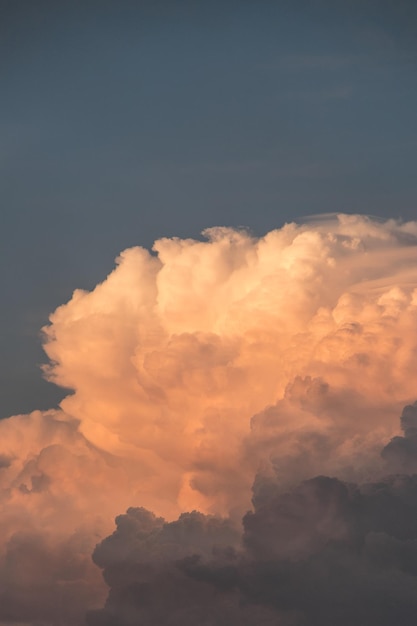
[[42, 214, 417, 512], [88, 508, 284, 626], [2, 214, 417, 623]]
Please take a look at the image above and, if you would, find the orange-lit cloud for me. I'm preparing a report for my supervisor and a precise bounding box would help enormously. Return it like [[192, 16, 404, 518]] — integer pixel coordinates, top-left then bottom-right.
[[2, 214, 417, 623]]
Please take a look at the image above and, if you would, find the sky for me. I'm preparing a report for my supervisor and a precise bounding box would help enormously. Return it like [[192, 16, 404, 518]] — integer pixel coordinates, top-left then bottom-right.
[[2, 2, 417, 625], [1, 0, 417, 417]]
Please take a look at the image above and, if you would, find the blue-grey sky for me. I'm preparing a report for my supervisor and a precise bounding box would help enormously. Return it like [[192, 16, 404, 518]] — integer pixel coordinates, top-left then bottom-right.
[[1, 0, 417, 417]]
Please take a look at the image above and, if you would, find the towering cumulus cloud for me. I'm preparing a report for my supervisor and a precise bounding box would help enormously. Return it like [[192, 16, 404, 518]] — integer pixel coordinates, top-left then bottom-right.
[[2, 214, 417, 624]]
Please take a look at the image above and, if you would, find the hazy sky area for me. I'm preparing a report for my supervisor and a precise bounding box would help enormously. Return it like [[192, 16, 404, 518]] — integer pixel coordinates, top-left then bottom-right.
[[1, 0, 417, 417]]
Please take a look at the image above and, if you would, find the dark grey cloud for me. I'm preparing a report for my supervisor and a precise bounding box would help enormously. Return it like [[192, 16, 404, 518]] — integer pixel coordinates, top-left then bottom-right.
[[88, 510, 266, 626]]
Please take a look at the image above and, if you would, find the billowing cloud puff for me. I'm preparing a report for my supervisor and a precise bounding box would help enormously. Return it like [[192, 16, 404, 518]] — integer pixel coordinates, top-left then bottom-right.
[[87, 508, 286, 626], [2, 214, 417, 623]]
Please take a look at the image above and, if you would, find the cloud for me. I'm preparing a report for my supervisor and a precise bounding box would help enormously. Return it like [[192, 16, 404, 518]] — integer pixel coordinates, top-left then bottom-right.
[[237, 471, 417, 625], [42, 214, 417, 513], [2, 213, 417, 622], [0, 529, 104, 626], [90, 469, 417, 625], [88, 508, 283, 626]]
